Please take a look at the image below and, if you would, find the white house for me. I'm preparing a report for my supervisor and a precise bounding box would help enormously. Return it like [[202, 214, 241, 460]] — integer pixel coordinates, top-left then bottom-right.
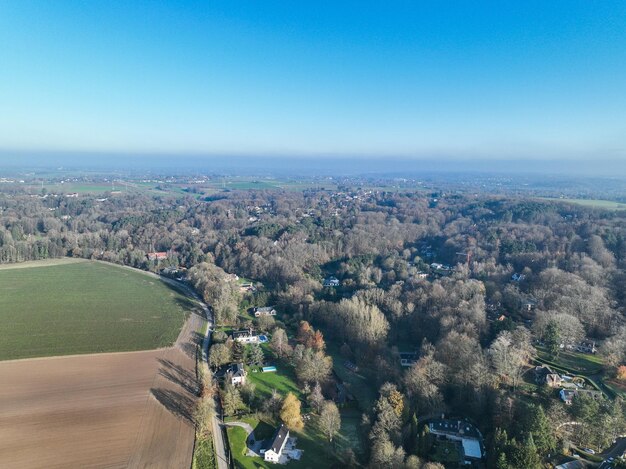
[[323, 276, 340, 287], [226, 363, 247, 386], [232, 328, 259, 344], [264, 424, 289, 462], [253, 306, 276, 317]]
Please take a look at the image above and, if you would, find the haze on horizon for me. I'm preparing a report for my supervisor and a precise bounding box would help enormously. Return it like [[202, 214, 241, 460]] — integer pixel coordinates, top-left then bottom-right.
[[1, 1, 626, 162]]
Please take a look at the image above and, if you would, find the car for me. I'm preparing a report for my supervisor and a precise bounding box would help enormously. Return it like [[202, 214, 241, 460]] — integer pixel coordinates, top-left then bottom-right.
[[608, 457, 614, 462], [583, 448, 596, 454]]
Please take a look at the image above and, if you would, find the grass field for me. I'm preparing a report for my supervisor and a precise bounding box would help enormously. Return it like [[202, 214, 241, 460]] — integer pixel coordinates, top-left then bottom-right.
[[0, 260, 192, 360], [226, 415, 338, 469], [544, 198, 626, 210], [536, 346, 604, 375]]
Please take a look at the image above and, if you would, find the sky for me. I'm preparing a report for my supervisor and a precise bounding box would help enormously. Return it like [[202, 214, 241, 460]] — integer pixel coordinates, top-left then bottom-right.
[[1, 1, 625, 161]]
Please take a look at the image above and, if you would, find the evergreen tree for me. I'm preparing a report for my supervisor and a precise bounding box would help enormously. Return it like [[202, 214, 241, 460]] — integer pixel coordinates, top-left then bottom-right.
[[513, 434, 542, 469], [545, 320, 561, 358]]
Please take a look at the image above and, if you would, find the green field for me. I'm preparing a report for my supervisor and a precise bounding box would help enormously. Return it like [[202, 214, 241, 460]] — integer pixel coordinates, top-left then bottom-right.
[[536, 346, 604, 375], [544, 198, 626, 210], [0, 260, 193, 360], [226, 415, 338, 469]]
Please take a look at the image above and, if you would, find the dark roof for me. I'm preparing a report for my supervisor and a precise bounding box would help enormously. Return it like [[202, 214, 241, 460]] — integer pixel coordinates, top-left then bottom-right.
[[232, 328, 255, 338], [268, 424, 289, 453]]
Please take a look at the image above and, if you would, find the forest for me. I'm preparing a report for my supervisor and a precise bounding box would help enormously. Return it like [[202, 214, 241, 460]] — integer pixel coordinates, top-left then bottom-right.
[[1, 182, 625, 468]]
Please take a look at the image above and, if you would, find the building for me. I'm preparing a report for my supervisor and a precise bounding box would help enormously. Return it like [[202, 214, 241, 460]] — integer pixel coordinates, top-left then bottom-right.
[[546, 374, 562, 388], [511, 273, 525, 282], [428, 419, 484, 464], [232, 328, 259, 344], [226, 363, 247, 386], [560, 388, 603, 405], [264, 424, 290, 462], [577, 341, 597, 354], [147, 252, 168, 261], [521, 298, 537, 312], [554, 460, 588, 469], [253, 306, 276, 317], [323, 276, 340, 287]]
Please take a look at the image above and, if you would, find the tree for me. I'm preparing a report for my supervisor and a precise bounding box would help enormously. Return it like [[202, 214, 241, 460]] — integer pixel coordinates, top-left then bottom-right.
[[271, 328, 290, 358], [308, 382, 324, 413], [512, 434, 541, 469], [523, 404, 556, 456], [222, 383, 243, 416], [294, 348, 332, 384], [246, 343, 265, 366], [489, 328, 534, 389], [319, 401, 341, 441], [280, 392, 304, 430], [209, 343, 231, 369], [544, 320, 561, 358], [194, 395, 214, 437]]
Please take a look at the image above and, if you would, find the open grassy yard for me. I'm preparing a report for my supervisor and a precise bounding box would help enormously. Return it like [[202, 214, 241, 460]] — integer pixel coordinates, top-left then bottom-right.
[[0, 260, 192, 360], [226, 414, 339, 469], [536, 346, 604, 375], [247, 365, 302, 400]]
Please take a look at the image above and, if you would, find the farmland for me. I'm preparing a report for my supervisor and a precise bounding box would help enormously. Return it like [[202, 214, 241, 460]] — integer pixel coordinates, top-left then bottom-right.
[[0, 259, 192, 360]]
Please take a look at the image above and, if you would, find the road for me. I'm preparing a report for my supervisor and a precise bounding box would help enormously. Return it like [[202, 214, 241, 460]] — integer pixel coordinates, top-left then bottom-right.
[[184, 284, 229, 469], [599, 437, 626, 469]]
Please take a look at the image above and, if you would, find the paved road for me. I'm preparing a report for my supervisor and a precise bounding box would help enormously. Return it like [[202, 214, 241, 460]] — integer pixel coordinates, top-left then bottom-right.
[[187, 289, 229, 469], [599, 437, 626, 469]]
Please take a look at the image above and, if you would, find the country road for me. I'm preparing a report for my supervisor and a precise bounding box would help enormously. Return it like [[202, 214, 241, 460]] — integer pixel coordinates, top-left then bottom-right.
[[178, 279, 229, 469]]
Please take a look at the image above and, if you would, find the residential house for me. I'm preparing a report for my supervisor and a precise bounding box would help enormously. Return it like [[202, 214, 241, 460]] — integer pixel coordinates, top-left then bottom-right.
[[546, 374, 562, 388], [147, 252, 168, 261], [511, 273, 525, 282], [264, 424, 290, 463], [253, 306, 276, 317], [560, 388, 603, 405], [415, 271, 428, 279], [521, 298, 537, 313], [323, 276, 340, 287], [226, 363, 247, 386], [577, 341, 597, 354], [428, 419, 484, 464], [232, 328, 259, 344], [554, 461, 588, 469], [534, 365, 553, 384]]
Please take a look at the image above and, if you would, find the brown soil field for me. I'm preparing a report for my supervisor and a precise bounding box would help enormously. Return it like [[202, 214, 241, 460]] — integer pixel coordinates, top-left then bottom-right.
[[0, 307, 204, 469]]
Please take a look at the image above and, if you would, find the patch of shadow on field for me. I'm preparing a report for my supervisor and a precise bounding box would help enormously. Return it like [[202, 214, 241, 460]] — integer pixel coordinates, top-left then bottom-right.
[[179, 331, 204, 359], [158, 358, 199, 395], [151, 387, 195, 423]]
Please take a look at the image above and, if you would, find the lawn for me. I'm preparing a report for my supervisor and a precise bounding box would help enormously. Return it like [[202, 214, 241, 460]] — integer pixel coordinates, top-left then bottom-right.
[[326, 345, 377, 411], [247, 365, 302, 400], [226, 415, 339, 469], [0, 259, 193, 360], [431, 440, 461, 464], [536, 346, 604, 375]]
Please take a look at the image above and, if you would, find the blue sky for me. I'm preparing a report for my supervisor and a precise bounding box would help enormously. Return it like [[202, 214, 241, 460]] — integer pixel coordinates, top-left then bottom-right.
[[1, 1, 625, 159]]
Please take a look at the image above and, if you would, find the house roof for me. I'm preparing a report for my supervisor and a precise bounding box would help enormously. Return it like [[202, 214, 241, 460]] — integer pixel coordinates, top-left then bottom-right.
[[228, 363, 246, 378], [268, 424, 289, 454], [232, 328, 255, 338], [554, 461, 587, 469]]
